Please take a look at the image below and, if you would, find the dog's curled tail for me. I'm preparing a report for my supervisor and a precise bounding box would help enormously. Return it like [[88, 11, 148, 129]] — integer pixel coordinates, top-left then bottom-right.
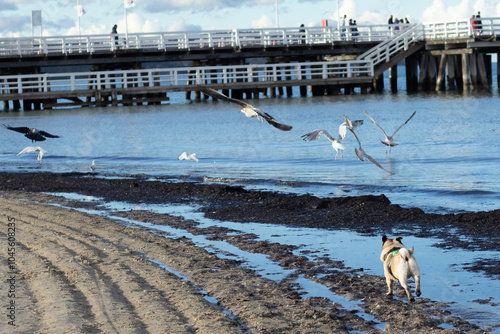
[[398, 247, 412, 262]]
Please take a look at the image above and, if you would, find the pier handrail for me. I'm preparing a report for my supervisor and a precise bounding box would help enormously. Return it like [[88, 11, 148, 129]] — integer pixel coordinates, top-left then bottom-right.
[[357, 24, 425, 67], [0, 24, 405, 57], [423, 17, 500, 38], [0, 60, 374, 95], [1, 17, 500, 58]]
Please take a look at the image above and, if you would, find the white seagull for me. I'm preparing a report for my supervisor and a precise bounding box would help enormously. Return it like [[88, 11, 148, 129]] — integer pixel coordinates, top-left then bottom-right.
[[493, 130, 499, 135], [197, 86, 293, 131], [178, 152, 198, 162], [345, 116, 393, 175], [364, 110, 416, 153], [338, 118, 364, 140], [89, 160, 96, 172], [301, 129, 345, 160], [17, 146, 47, 162]]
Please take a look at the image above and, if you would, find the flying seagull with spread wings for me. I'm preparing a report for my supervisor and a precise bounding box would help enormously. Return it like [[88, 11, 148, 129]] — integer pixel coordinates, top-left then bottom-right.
[[344, 115, 393, 175], [338, 118, 363, 140], [3, 124, 60, 142], [197, 86, 293, 131], [301, 129, 345, 160], [17, 146, 47, 162], [364, 110, 416, 153]]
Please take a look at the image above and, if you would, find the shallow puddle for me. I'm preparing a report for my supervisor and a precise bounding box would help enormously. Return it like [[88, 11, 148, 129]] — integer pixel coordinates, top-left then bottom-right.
[[46, 192, 500, 331]]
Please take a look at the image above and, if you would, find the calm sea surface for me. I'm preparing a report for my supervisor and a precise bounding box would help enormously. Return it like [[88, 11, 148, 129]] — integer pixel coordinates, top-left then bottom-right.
[[1, 84, 500, 214]]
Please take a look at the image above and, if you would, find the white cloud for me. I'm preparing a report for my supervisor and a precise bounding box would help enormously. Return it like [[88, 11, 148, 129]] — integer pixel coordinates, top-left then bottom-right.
[[165, 17, 202, 32], [357, 11, 387, 25], [328, 0, 357, 22], [251, 15, 275, 28], [420, 0, 472, 23]]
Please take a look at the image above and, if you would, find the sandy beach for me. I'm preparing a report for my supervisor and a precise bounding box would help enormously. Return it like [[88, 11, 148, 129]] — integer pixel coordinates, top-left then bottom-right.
[[0, 172, 498, 333]]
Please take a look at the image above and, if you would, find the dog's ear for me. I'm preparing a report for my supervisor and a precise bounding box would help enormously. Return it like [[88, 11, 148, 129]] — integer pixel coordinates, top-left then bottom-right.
[[396, 237, 403, 243], [382, 235, 388, 243], [409, 247, 414, 254]]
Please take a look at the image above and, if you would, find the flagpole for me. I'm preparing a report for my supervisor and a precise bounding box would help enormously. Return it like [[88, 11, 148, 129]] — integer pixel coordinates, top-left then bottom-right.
[[337, 0, 340, 31], [275, 0, 279, 28], [77, 0, 81, 37], [124, 3, 128, 48]]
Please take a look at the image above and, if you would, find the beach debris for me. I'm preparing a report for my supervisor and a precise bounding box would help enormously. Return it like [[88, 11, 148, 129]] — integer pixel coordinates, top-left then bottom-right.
[[178, 152, 198, 162], [197, 86, 293, 131], [17, 146, 47, 162], [364, 110, 416, 153], [3, 124, 60, 142]]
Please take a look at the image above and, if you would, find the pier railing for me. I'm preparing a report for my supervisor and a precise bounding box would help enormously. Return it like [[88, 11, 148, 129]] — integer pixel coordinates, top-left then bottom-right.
[[357, 24, 424, 67], [424, 17, 500, 38], [0, 18, 499, 57], [0, 60, 373, 96], [0, 24, 405, 56]]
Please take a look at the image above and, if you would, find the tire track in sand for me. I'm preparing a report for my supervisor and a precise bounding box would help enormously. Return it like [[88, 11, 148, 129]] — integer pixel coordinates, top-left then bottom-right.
[[0, 196, 244, 334]]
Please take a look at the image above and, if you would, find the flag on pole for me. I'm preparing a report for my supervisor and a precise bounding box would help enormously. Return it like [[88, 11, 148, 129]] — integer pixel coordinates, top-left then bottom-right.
[[76, 5, 86, 16], [32, 10, 42, 27], [122, 0, 135, 8]]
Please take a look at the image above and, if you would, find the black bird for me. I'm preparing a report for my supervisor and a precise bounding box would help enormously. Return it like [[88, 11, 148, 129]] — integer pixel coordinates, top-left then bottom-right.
[[3, 124, 59, 142], [3, 124, 60, 142]]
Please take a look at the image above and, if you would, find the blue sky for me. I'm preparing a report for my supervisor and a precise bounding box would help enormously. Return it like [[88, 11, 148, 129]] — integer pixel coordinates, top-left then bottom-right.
[[0, 0, 498, 37]]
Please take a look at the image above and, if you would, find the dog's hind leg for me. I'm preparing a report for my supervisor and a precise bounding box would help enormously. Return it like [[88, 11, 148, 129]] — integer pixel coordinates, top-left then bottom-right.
[[385, 277, 394, 296], [414, 274, 421, 297], [400, 280, 414, 302]]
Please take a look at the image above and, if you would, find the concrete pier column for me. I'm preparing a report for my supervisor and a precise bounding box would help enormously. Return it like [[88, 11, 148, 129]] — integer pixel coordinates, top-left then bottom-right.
[[418, 53, 429, 91], [436, 54, 447, 91], [446, 55, 456, 90], [405, 55, 418, 92], [389, 65, 398, 92], [462, 53, 471, 90], [469, 53, 478, 90], [300, 85, 308, 96], [476, 53, 489, 89], [373, 73, 384, 92]]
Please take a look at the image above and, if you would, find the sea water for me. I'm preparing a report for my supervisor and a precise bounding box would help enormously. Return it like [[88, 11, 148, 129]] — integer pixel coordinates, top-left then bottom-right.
[[1, 87, 499, 213]]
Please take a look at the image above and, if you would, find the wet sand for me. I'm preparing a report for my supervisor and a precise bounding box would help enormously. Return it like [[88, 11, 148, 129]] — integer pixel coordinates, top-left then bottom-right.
[[0, 172, 498, 333]]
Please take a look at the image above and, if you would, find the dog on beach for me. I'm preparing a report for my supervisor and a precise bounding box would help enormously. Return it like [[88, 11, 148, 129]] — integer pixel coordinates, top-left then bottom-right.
[[380, 235, 421, 302]]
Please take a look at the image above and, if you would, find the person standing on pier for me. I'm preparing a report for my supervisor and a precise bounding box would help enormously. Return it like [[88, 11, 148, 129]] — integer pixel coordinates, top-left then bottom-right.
[[111, 24, 119, 49], [340, 14, 347, 40], [476, 11, 482, 35], [299, 24, 306, 44]]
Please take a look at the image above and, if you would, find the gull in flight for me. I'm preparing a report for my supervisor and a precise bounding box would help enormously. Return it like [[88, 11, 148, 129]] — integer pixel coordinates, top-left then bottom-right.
[[89, 160, 96, 172], [17, 146, 47, 162], [493, 130, 499, 134], [345, 115, 393, 175], [197, 86, 293, 131], [178, 152, 198, 162], [3, 124, 60, 142], [339, 117, 363, 140], [364, 110, 416, 153], [301, 129, 345, 160]]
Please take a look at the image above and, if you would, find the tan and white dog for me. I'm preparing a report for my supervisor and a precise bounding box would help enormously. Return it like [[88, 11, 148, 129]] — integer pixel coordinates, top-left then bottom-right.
[[380, 235, 421, 302]]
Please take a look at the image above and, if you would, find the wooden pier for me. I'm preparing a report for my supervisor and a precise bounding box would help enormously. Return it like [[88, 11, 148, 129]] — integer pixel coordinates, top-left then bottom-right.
[[1, 19, 500, 111]]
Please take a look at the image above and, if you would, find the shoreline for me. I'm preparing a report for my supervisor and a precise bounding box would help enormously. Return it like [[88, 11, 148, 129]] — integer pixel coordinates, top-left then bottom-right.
[[0, 171, 498, 333]]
